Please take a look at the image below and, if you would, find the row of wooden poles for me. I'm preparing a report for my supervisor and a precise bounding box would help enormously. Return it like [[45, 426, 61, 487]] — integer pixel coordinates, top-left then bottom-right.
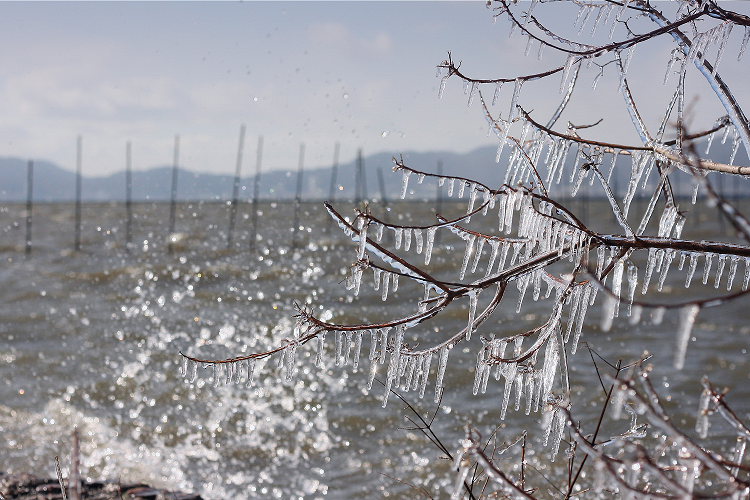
[[20, 126, 739, 258], [20, 125, 437, 257]]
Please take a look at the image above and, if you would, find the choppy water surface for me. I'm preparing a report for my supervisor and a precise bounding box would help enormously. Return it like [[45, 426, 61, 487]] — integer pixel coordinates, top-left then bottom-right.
[[2, 198, 750, 499]]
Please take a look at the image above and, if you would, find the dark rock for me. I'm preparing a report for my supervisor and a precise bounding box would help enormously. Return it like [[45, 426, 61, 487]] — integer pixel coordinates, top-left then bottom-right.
[[0, 472, 203, 500]]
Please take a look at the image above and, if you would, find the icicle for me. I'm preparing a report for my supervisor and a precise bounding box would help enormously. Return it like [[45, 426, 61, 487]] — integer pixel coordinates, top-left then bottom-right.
[[394, 227, 403, 249], [591, 4, 609, 36], [448, 178, 455, 197], [438, 74, 449, 99], [189, 359, 198, 383], [414, 229, 424, 254], [392, 273, 399, 293], [514, 370, 524, 411], [622, 45, 635, 75], [316, 332, 326, 369], [500, 366, 517, 420], [492, 81, 503, 106], [357, 217, 368, 260], [525, 370, 536, 415], [728, 256, 739, 290], [498, 241, 511, 272], [285, 342, 297, 382], [627, 263, 638, 316], [460, 235, 476, 280], [424, 228, 436, 265], [352, 330, 362, 371], [686, 252, 699, 288], [713, 22, 733, 74], [642, 248, 658, 294], [180, 357, 189, 378], [509, 77, 523, 122], [473, 349, 486, 395], [400, 170, 411, 199], [577, 4, 593, 34], [657, 249, 675, 292], [367, 357, 377, 391], [403, 355, 418, 391], [572, 285, 592, 354], [382, 325, 405, 408], [225, 360, 234, 385], [715, 255, 727, 289], [372, 268, 382, 292], [739, 26, 750, 61], [612, 258, 624, 317], [467, 81, 478, 107], [335, 330, 343, 366], [675, 304, 699, 370], [565, 286, 582, 343], [471, 237, 485, 274], [696, 386, 712, 439], [381, 272, 390, 301], [744, 257, 750, 290], [703, 253, 715, 285], [559, 54, 576, 94], [485, 240, 500, 277], [730, 128, 742, 165], [378, 328, 390, 365], [610, 0, 630, 39], [434, 345, 450, 403], [418, 352, 432, 399], [403, 228, 412, 252], [245, 358, 256, 388], [353, 266, 363, 296], [438, 176, 445, 187], [458, 180, 466, 199], [679, 251, 687, 271], [482, 188, 492, 216], [516, 272, 531, 313], [375, 223, 384, 242], [368, 330, 378, 360], [550, 410, 567, 462], [467, 290, 478, 341], [466, 183, 478, 220], [213, 363, 222, 388]]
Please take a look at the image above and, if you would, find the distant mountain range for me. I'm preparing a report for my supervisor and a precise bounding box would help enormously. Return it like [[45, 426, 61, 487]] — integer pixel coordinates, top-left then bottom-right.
[[0, 145, 505, 203], [0, 140, 745, 203]]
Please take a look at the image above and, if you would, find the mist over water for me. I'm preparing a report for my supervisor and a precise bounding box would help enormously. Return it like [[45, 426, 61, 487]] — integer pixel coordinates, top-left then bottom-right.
[[2, 199, 750, 499]]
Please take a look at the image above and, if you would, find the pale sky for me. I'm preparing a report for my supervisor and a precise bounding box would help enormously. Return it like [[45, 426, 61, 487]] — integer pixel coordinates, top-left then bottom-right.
[[1, 1, 748, 176]]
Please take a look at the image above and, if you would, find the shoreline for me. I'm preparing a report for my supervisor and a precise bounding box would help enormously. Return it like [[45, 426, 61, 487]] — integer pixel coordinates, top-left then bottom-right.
[[0, 472, 203, 500]]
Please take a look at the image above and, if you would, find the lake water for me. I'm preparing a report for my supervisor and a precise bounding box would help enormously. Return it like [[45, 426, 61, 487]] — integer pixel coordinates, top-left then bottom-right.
[[2, 197, 750, 499]]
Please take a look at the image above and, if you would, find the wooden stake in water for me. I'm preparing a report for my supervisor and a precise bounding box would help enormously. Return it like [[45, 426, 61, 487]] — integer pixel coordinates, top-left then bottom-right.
[[25, 159, 33, 257], [355, 148, 367, 207], [292, 143, 305, 249], [74, 135, 82, 252], [250, 135, 263, 251], [436, 160, 443, 244], [125, 141, 133, 251], [377, 166, 390, 225], [168, 134, 180, 253], [325, 142, 340, 234], [69, 427, 81, 500], [227, 124, 246, 248]]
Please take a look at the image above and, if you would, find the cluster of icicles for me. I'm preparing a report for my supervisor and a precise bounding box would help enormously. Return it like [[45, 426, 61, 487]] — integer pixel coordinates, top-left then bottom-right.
[[180, 164, 750, 446], [454, 372, 750, 499]]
